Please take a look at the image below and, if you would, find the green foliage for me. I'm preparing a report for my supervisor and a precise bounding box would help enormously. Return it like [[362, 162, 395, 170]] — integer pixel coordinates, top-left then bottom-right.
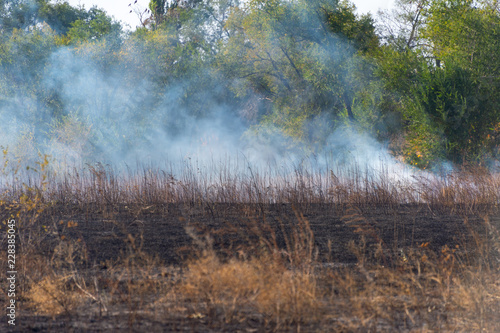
[[37, 1, 87, 35], [66, 8, 122, 44], [148, 0, 167, 28], [2, 0, 500, 168], [377, 0, 500, 165], [0, 0, 41, 33], [221, 0, 379, 144], [325, 0, 379, 53], [0, 23, 59, 122]]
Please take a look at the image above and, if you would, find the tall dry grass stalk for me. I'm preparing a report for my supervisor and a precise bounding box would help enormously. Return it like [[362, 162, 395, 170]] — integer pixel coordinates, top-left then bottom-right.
[[2, 158, 500, 215], [0, 154, 498, 331]]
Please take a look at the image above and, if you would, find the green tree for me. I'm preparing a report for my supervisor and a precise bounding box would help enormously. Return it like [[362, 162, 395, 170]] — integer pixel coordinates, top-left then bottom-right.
[[0, 23, 59, 148], [222, 0, 379, 144], [66, 7, 122, 44], [37, 0, 87, 35], [134, 0, 242, 120], [0, 0, 41, 33], [377, 0, 432, 51], [376, 0, 500, 165], [422, 0, 500, 161]]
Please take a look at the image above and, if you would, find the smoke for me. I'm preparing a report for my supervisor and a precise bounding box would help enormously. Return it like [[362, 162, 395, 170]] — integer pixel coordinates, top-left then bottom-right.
[[0, 1, 420, 183], [1, 39, 251, 171]]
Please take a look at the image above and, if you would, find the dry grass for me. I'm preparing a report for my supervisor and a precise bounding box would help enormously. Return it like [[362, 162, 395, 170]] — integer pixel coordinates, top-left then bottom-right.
[[175, 214, 500, 331], [27, 274, 83, 318], [2, 157, 500, 213], [180, 252, 321, 326], [327, 239, 500, 331], [0, 155, 499, 331], [178, 212, 321, 328]]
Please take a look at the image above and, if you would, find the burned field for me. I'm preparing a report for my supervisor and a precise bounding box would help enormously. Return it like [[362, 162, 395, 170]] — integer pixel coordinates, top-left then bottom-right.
[[1, 164, 500, 332], [2, 0, 500, 331], [28, 202, 494, 267]]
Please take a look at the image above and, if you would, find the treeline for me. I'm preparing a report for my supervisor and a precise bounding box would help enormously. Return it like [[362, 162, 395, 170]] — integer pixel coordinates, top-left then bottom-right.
[[0, 0, 499, 168]]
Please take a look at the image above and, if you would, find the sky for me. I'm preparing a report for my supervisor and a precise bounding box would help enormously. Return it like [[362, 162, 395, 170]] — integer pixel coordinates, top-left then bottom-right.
[[66, 0, 396, 31]]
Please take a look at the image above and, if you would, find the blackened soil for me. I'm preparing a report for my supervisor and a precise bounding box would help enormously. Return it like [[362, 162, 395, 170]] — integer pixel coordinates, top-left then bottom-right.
[[2, 202, 499, 332], [35, 202, 497, 266]]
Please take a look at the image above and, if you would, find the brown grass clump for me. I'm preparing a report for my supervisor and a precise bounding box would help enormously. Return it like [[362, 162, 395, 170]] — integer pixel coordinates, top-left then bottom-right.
[[326, 233, 500, 332], [179, 212, 321, 328], [27, 274, 83, 318], [180, 251, 321, 327], [448, 270, 500, 330]]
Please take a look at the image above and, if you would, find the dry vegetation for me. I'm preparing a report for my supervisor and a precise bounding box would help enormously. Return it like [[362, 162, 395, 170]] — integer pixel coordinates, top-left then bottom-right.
[[0, 155, 499, 331]]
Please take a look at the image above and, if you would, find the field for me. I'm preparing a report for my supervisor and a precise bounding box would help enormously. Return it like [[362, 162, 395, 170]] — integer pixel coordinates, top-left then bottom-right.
[[1, 159, 499, 332]]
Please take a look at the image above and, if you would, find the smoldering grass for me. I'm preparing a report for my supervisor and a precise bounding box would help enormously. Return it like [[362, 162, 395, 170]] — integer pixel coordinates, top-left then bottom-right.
[[0, 154, 499, 331], [3, 156, 500, 212]]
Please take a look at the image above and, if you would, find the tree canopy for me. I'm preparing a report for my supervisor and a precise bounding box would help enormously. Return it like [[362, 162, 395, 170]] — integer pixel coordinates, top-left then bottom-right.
[[1, 0, 500, 167]]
